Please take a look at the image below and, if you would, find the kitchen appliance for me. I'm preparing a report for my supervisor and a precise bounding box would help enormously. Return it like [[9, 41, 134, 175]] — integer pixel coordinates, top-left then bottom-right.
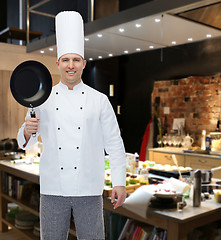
[[190, 166, 221, 184], [0, 138, 18, 151]]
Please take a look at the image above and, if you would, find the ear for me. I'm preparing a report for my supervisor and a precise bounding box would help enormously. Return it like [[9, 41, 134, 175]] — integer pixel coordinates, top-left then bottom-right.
[[83, 59, 87, 69], [56, 60, 59, 68]]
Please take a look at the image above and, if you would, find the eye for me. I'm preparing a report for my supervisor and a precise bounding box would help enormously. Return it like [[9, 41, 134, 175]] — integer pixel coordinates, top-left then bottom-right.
[[74, 58, 80, 62]]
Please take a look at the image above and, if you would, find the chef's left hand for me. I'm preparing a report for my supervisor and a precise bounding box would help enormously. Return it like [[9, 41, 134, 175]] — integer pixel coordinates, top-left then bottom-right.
[[111, 186, 126, 209]]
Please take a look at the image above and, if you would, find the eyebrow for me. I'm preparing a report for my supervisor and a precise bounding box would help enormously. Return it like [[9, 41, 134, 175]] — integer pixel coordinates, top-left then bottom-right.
[[61, 57, 82, 61]]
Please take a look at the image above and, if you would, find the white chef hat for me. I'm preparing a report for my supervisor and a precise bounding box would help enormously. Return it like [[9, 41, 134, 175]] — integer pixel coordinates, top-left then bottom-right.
[[55, 11, 84, 60]]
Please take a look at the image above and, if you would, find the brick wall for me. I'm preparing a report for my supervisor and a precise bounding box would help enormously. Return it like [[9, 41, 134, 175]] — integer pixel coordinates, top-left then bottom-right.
[[152, 74, 221, 146]]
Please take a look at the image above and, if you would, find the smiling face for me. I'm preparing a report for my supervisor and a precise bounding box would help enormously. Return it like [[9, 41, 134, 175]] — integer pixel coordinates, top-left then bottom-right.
[[56, 53, 87, 89]]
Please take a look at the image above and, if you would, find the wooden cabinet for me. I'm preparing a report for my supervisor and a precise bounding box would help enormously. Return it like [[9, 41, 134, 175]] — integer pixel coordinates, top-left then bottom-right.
[[149, 151, 185, 166]]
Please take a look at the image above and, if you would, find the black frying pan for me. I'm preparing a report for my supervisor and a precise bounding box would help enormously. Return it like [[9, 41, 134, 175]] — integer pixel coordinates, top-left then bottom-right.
[[10, 60, 52, 109], [10, 60, 52, 136]]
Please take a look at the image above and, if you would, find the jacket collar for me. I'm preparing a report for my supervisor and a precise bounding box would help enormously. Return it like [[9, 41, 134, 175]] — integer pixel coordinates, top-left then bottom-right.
[[58, 80, 84, 91]]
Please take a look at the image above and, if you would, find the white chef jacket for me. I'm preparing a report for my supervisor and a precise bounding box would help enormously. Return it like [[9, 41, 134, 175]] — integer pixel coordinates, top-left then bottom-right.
[[17, 81, 126, 196]]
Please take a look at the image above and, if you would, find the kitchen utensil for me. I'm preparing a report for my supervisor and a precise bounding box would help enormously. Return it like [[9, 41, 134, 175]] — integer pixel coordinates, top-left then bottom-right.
[[172, 154, 183, 180], [10, 60, 52, 109], [183, 134, 194, 148], [10, 60, 52, 136]]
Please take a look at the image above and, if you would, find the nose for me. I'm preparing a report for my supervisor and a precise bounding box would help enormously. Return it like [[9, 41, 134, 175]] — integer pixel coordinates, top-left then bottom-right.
[[68, 60, 74, 69]]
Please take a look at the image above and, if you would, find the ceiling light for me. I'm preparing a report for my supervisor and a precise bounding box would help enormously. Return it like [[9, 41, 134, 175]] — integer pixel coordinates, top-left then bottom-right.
[[108, 54, 113, 57], [124, 50, 129, 54], [136, 48, 141, 51], [135, 24, 141, 28], [149, 45, 154, 49], [188, 38, 193, 41], [119, 28, 124, 32], [98, 56, 102, 59], [85, 38, 89, 41], [40, 50, 44, 54], [89, 58, 93, 61], [155, 18, 161, 23], [49, 47, 53, 51], [206, 34, 212, 38], [97, 34, 103, 38], [171, 41, 176, 45]]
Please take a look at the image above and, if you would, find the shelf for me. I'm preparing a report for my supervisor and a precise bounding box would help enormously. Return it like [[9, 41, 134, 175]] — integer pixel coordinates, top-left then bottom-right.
[[2, 218, 39, 240], [2, 194, 76, 238], [2, 193, 39, 217], [2, 212, 77, 239], [0, 27, 42, 42]]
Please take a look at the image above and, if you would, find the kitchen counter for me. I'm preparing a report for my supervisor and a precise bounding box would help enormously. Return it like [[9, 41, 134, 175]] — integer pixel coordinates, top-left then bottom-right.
[[149, 147, 221, 159], [104, 187, 221, 240], [1, 160, 221, 240]]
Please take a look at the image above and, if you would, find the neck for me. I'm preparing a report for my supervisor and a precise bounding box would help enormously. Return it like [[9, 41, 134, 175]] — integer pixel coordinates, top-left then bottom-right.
[[61, 79, 81, 90]]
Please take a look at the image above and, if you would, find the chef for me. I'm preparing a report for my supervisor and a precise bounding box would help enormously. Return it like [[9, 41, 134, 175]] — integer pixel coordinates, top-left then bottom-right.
[[17, 11, 126, 240]]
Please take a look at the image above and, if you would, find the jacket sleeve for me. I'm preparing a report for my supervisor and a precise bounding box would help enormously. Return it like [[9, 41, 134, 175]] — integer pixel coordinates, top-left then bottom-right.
[[100, 95, 126, 187], [17, 109, 40, 150]]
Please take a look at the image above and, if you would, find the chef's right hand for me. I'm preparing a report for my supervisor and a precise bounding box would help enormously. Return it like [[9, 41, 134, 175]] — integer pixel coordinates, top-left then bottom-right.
[[24, 116, 40, 139]]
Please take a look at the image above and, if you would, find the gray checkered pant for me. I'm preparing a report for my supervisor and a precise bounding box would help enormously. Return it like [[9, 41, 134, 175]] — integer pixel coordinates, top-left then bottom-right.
[[40, 194, 105, 240]]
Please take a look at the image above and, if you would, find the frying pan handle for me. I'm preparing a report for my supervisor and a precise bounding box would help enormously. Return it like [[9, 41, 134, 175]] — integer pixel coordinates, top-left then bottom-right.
[[30, 110, 36, 137]]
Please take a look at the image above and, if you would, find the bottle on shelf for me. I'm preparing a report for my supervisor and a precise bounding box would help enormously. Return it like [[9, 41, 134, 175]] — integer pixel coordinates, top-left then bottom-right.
[[163, 115, 168, 135], [216, 113, 220, 132], [205, 134, 211, 151], [201, 130, 206, 150]]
